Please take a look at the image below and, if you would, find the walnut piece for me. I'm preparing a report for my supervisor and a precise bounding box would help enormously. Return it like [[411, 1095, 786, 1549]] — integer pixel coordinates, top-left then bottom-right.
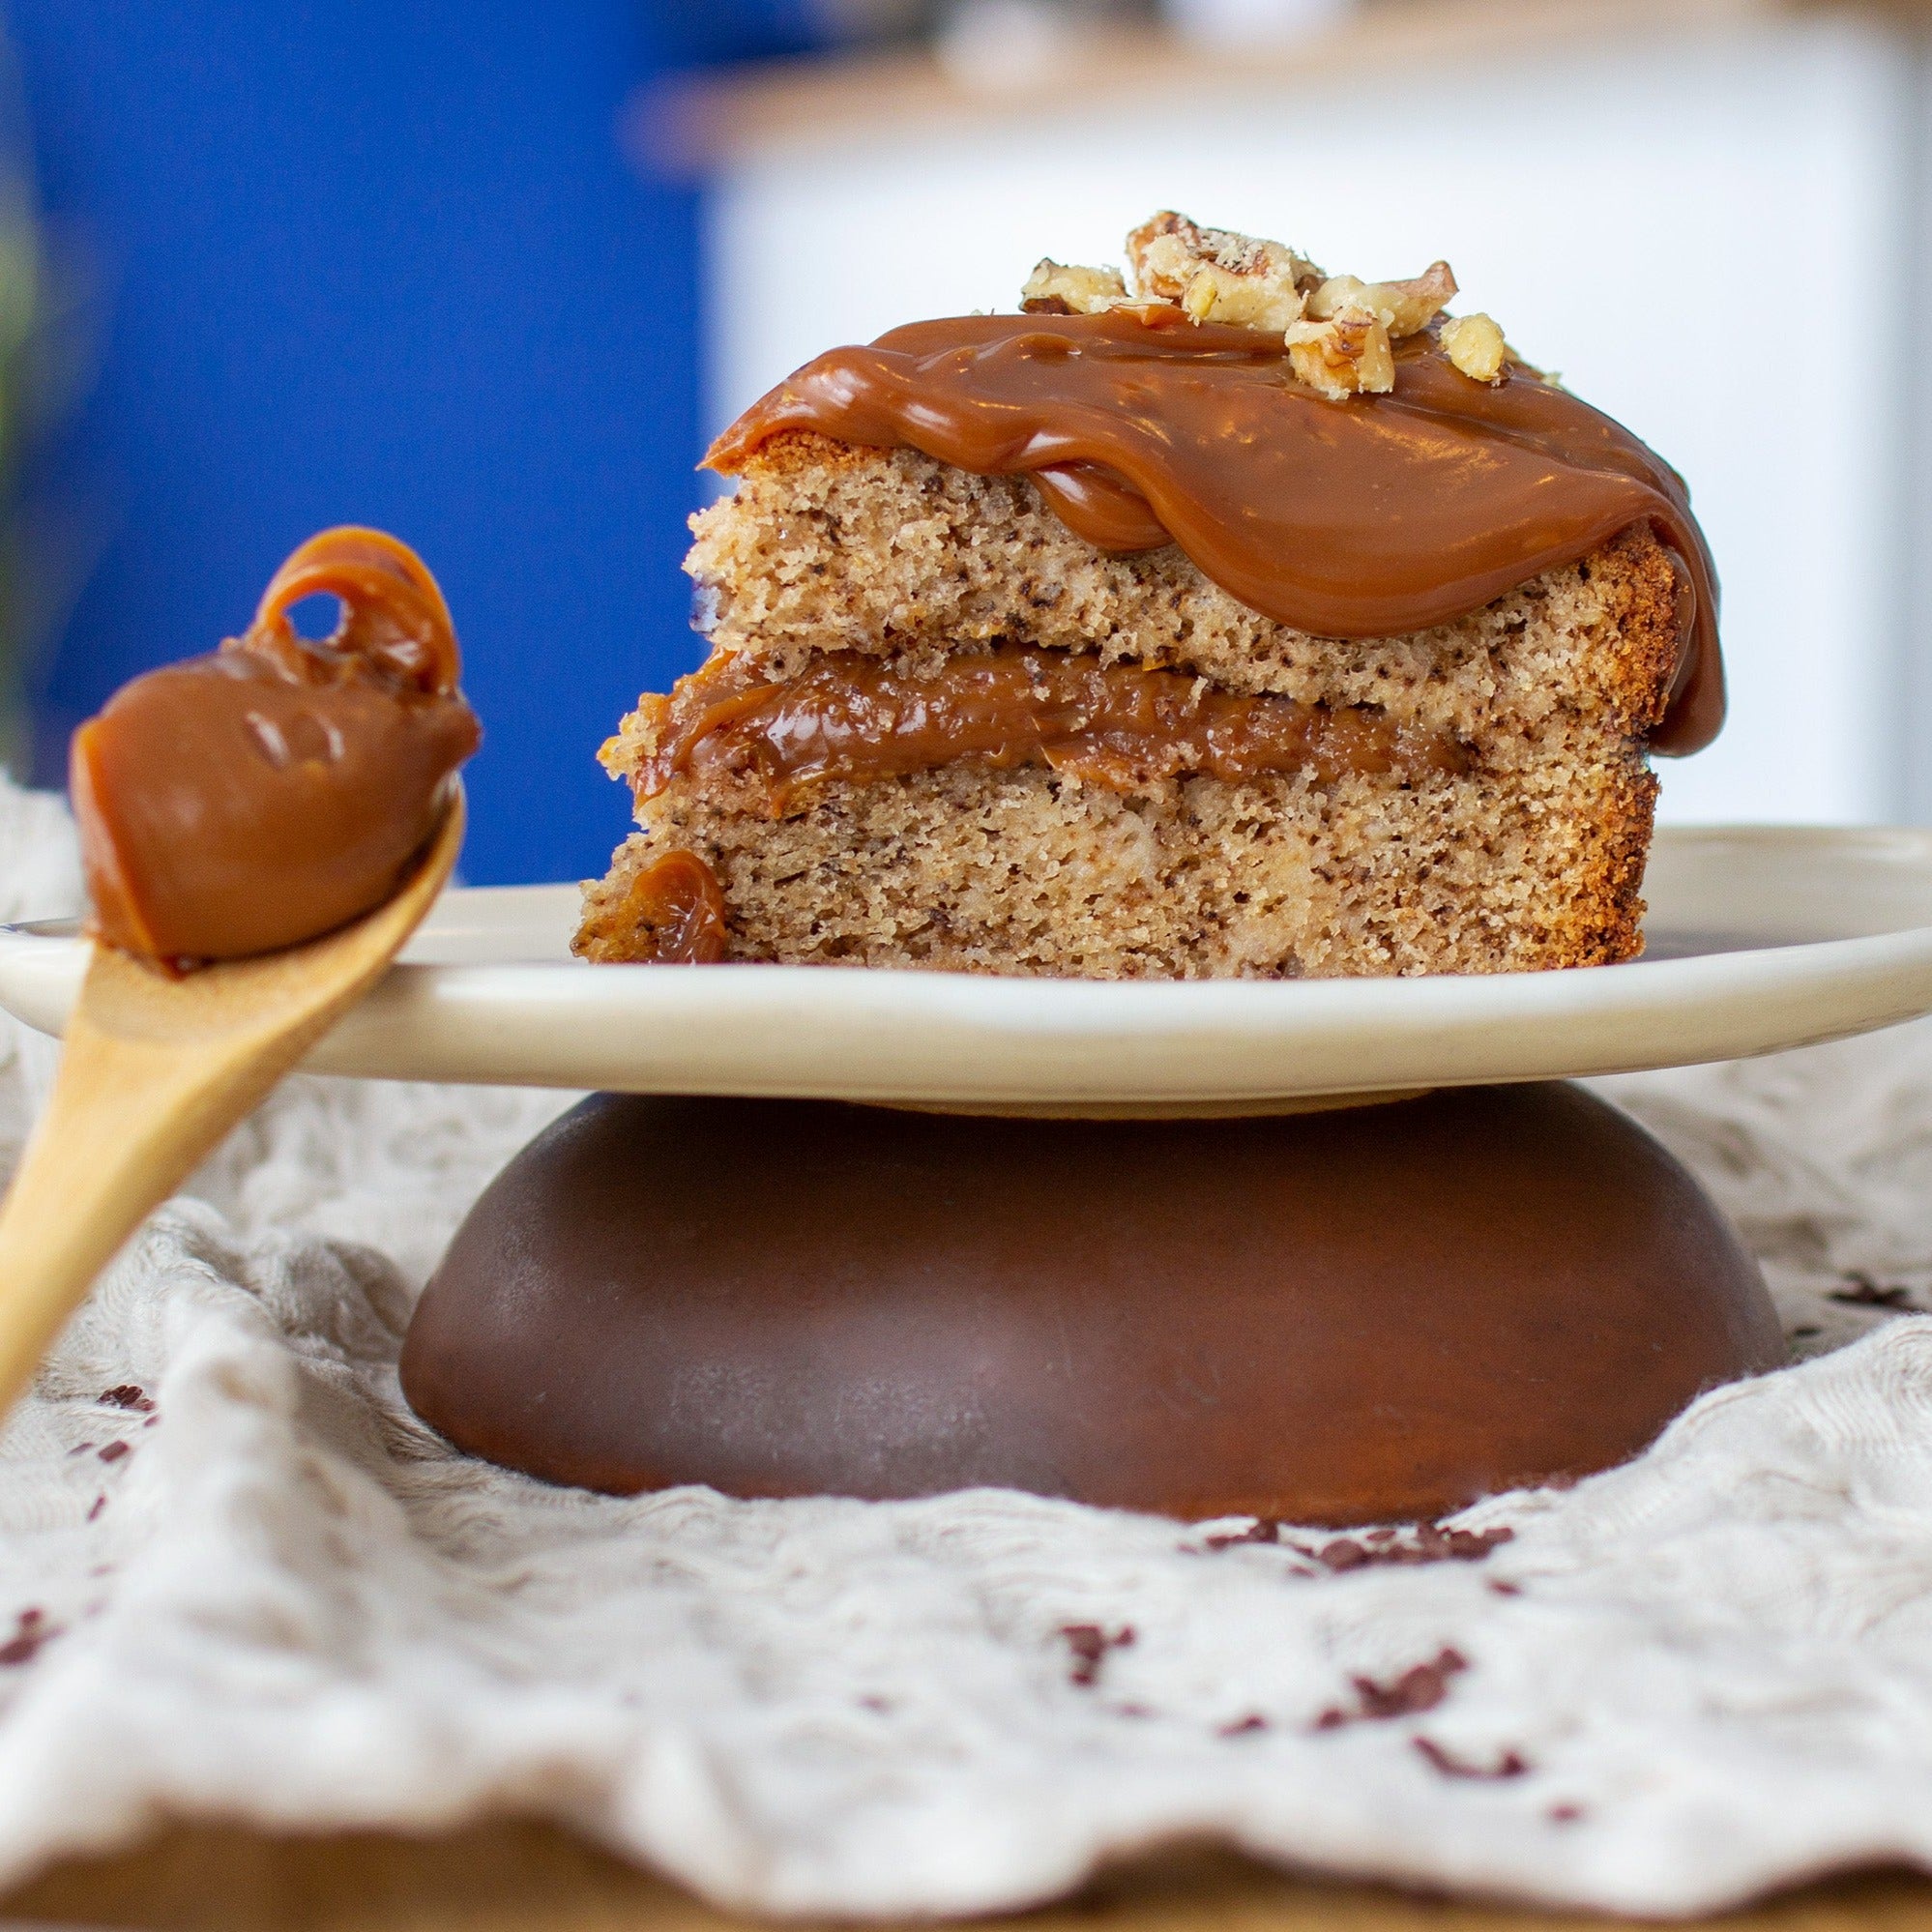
[[1124, 210, 1317, 334], [1021, 259, 1131, 315], [1284, 308, 1395, 400], [1013, 216, 1516, 399], [1440, 310, 1508, 384], [1305, 260, 1456, 338]]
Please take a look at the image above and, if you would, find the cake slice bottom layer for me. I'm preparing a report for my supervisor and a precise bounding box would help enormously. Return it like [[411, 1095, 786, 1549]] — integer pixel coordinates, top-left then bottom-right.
[[578, 742, 1655, 978]]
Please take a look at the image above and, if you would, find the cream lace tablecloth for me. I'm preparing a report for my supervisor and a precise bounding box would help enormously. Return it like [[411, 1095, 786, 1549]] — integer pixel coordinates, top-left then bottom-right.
[[5, 777, 1932, 1918]]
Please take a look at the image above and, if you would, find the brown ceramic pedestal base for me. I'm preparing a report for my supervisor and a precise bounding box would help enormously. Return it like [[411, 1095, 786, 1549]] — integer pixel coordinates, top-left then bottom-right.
[[399, 1084, 1783, 1527]]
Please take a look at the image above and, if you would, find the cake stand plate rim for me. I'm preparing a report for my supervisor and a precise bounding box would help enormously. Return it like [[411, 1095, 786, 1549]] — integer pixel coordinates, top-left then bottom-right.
[[6, 822, 1932, 1105]]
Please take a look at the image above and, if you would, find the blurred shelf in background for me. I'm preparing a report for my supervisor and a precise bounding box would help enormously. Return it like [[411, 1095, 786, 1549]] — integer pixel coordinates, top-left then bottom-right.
[[648, 0, 1771, 167], [644, 0, 1932, 829]]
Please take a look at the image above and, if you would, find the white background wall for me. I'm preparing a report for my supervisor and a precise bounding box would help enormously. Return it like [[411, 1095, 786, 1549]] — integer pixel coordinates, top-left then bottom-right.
[[706, 14, 1916, 826]]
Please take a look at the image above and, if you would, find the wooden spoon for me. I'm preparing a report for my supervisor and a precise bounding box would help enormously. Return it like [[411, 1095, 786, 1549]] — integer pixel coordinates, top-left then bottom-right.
[[0, 790, 464, 1420]]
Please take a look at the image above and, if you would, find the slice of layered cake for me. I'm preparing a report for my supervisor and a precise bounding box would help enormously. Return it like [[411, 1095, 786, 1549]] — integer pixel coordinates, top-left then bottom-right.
[[578, 214, 1721, 978]]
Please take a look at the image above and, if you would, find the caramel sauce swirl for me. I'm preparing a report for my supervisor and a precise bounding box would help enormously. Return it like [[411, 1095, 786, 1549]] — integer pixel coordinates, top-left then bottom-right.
[[707, 309, 1722, 755], [630, 644, 1470, 815]]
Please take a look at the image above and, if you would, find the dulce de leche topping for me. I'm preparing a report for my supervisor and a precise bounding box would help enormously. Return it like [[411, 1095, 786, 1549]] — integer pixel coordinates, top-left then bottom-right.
[[632, 643, 1468, 814], [70, 527, 481, 965], [707, 309, 1722, 755]]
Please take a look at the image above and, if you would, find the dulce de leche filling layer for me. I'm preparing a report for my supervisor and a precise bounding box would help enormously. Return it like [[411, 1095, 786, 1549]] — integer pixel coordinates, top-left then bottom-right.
[[624, 643, 1470, 816], [707, 310, 1721, 755]]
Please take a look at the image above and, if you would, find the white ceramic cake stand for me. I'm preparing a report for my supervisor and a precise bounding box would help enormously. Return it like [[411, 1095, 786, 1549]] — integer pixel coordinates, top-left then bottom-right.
[[5, 826, 1932, 1112]]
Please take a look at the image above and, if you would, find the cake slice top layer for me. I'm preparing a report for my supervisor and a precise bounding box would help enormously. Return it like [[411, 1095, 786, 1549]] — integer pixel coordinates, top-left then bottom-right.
[[704, 213, 1721, 756]]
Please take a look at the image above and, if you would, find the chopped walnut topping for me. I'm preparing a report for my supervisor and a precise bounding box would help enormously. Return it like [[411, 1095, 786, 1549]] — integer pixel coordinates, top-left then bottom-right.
[[1305, 260, 1456, 338], [1015, 216, 1516, 399], [1284, 308, 1394, 399], [1021, 259, 1131, 316], [1441, 310, 1508, 384], [1125, 211, 1317, 334]]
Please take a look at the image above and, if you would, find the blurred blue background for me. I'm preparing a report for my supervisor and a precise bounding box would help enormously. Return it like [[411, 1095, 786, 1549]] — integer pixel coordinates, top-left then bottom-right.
[[4, 0, 784, 886]]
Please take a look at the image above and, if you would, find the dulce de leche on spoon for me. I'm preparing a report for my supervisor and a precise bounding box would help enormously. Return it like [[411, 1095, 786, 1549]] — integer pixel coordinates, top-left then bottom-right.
[[70, 526, 481, 967], [0, 528, 475, 1421]]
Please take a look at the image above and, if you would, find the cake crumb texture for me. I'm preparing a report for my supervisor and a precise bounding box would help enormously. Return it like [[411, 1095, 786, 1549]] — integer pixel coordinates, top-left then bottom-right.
[[680, 434, 1677, 741], [581, 436, 1680, 980]]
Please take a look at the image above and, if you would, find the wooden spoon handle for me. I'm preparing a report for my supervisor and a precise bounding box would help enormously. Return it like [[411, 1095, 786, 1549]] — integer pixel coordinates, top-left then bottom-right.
[[0, 1001, 315, 1411]]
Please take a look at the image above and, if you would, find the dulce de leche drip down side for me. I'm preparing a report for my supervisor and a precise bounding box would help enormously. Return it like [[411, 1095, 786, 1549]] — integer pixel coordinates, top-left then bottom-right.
[[575, 851, 728, 967], [707, 308, 1723, 756], [71, 527, 481, 965]]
